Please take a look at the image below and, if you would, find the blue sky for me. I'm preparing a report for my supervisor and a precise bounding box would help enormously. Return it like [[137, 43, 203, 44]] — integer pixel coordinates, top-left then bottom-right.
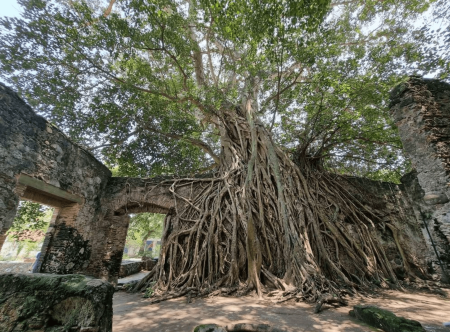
[[2, 0, 22, 18]]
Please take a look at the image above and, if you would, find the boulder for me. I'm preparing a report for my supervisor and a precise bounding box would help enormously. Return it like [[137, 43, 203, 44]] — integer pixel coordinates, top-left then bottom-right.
[[349, 305, 425, 332], [192, 323, 288, 332], [0, 273, 113, 332], [193, 324, 227, 332]]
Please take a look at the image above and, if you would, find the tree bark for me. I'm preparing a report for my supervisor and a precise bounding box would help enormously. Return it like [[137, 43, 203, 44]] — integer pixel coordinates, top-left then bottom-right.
[[138, 230, 153, 256]]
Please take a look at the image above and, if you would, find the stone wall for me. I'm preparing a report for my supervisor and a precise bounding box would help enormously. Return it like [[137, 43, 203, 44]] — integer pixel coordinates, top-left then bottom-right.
[[390, 77, 450, 277], [119, 260, 142, 278], [0, 83, 112, 278], [0, 273, 113, 332]]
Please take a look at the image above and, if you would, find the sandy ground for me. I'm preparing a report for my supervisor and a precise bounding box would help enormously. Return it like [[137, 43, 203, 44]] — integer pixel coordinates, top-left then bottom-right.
[[113, 288, 450, 332]]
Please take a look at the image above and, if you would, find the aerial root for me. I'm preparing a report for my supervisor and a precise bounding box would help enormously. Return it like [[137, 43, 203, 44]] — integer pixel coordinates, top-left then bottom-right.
[[314, 293, 349, 313]]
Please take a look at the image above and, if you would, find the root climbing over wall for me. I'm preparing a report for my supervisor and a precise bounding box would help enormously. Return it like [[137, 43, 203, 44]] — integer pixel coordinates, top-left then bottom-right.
[[131, 110, 426, 303]]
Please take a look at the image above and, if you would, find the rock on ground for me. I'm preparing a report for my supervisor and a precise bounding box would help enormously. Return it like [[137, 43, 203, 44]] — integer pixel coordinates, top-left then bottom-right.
[[349, 305, 425, 332], [0, 273, 114, 332]]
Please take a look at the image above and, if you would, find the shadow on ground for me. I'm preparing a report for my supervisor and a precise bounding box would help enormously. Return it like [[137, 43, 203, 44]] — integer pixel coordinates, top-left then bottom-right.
[[113, 289, 450, 332]]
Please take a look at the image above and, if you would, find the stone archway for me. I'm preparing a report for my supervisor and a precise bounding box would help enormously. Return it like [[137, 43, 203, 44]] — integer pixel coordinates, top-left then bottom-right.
[[98, 177, 180, 282]]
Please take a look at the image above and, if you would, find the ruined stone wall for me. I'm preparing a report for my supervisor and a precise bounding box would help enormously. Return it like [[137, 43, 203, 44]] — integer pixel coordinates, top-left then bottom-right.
[[390, 77, 450, 276], [0, 83, 112, 276], [104, 173, 432, 281], [0, 83, 180, 282]]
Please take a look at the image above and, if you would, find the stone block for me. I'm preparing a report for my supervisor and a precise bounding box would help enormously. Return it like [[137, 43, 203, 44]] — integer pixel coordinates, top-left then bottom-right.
[[0, 273, 113, 332], [423, 191, 449, 205], [141, 257, 157, 271], [119, 260, 142, 277], [193, 324, 227, 332], [193, 324, 288, 332]]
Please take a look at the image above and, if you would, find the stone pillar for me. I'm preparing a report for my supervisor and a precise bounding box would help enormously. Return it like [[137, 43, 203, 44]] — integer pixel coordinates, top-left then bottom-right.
[[390, 78, 450, 208], [0, 230, 8, 251], [96, 213, 130, 283], [0, 180, 24, 251]]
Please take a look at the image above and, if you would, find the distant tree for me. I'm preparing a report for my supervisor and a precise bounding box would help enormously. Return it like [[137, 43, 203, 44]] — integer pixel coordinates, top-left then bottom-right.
[[126, 213, 164, 256], [8, 201, 49, 240]]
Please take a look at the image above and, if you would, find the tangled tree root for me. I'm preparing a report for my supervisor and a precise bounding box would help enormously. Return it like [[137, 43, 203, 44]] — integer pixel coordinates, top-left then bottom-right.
[[314, 293, 348, 313], [131, 110, 428, 305]]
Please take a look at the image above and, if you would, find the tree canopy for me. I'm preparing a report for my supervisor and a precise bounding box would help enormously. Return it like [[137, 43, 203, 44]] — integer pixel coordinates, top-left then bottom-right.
[[0, 0, 446, 180], [421, 0, 450, 80]]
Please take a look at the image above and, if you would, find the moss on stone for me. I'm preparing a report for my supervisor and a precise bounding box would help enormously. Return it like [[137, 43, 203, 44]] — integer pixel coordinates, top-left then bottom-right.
[[349, 305, 425, 332], [193, 324, 225, 332], [0, 273, 113, 332], [51, 296, 95, 328]]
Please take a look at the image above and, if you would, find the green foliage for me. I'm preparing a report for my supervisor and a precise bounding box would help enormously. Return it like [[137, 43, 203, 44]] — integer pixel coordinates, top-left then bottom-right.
[[0, 0, 447, 181], [420, 0, 450, 81], [143, 281, 156, 298], [128, 213, 164, 240], [8, 201, 51, 240], [125, 213, 164, 257], [5, 201, 53, 259], [201, 0, 329, 47], [16, 240, 41, 257]]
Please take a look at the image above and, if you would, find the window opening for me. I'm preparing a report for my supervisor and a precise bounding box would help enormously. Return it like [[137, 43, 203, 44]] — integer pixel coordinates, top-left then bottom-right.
[[0, 200, 55, 273]]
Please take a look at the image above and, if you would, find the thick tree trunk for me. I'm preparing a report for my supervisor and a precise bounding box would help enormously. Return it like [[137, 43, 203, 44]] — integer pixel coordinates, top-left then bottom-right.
[[134, 108, 425, 302], [138, 230, 153, 256]]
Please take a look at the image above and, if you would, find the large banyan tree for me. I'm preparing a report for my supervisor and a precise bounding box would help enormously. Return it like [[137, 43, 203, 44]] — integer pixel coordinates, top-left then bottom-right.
[[0, 0, 448, 300]]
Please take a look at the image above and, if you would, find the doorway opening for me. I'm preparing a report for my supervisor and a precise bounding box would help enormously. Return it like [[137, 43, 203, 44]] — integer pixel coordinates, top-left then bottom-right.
[[117, 212, 165, 281], [123, 212, 164, 260]]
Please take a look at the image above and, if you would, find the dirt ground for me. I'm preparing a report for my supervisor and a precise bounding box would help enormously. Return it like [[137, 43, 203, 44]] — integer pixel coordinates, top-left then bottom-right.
[[113, 289, 450, 332], [0, 261, 33, 273]]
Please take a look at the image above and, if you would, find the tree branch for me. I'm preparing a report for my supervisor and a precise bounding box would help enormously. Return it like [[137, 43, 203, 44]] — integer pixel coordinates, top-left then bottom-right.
[[89, 123, 220, 164], [264, 73, 306, 105], [143, 125, 220, 164], [206, 19, 218, 87], [163, 135, 219, 164], [187, 0, 205, 87], [103, 0, 116, 17]]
